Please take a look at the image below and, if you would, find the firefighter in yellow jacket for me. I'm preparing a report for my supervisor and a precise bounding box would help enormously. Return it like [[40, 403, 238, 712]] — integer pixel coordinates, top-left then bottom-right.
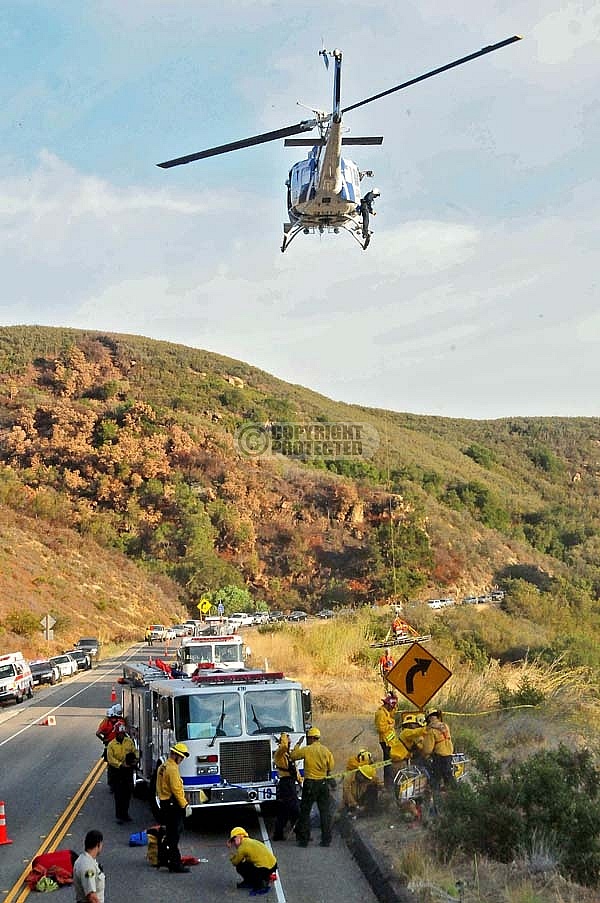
[[106, 723, 137, 824], [289, 727, 335, 847], [156, 742, 191, 873], [425, 710, 455, 790], [388, 714, 427, 766], [342, 748, 380, 814], [272, 733, 300, 841], [228, 827, 277, 895], [374, 692, 398, 788]]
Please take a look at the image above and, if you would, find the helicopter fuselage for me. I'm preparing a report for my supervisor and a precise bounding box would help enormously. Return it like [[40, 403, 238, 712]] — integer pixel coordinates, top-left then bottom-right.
[[287, 148, 362, 227]]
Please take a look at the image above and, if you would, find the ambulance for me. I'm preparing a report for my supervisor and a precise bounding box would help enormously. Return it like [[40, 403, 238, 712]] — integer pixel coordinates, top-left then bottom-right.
[[0, 652, 34, 704]]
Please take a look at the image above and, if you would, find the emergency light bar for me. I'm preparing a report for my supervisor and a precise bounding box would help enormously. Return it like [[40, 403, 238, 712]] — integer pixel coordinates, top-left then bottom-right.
[[190, 670, 285, 686]]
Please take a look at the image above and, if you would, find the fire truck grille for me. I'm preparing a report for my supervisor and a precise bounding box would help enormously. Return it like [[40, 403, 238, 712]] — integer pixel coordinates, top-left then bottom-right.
[[220, 740, 272, 783]]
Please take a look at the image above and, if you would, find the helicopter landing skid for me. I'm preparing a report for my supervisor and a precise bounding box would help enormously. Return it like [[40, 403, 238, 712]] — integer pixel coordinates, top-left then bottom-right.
[[281, 218, 371, 252]]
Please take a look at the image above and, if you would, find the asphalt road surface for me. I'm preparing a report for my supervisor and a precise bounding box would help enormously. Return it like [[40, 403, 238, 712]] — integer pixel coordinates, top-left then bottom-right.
[[0, 646, 377, 903]]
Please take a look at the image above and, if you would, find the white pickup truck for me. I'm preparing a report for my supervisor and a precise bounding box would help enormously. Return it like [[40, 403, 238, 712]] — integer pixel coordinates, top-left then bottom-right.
[[227, 612, 255, 629]]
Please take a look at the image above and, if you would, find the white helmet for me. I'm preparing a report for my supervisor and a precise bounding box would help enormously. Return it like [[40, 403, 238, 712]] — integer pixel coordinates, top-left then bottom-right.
[[111, 704, 123, 716]]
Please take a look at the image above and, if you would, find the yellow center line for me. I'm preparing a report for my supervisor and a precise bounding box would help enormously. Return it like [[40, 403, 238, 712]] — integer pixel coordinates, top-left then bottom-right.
[[4, 759, 106, 903]]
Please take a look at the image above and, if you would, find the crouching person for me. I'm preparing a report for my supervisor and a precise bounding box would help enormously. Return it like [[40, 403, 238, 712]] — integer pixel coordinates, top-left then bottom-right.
[[342, 749, 380, 816], [228, 827, 277, 896]]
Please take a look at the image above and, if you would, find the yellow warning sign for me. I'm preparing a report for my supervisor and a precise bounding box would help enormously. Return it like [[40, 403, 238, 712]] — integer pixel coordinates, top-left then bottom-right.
[[197, 598, 212, 615], [386, 641, 452, 709]]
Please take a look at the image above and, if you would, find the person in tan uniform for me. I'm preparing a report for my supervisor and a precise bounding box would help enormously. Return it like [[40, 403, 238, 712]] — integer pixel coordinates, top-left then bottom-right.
[[289, 727, 335, 847], [425, 710, 455, 790], [156, 742, 191, 873], [228, 827, 277, 895]]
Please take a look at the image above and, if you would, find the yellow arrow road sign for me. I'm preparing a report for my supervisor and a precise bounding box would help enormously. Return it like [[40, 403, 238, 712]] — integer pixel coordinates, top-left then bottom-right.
[[386, 641, 452, 709]]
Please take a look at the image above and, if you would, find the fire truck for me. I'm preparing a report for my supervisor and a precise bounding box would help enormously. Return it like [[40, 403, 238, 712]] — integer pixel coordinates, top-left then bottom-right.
[[120, 662, 311, 809], [175, 634, 246, 676]]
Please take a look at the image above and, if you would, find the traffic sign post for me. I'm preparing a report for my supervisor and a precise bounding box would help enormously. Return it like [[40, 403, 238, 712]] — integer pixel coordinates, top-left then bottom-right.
[[39, 614, 56, 642], [386, 641, 452, 709]]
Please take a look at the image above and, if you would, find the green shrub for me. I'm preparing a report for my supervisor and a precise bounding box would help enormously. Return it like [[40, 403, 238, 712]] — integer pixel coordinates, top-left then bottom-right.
[[497, 675, 545, 708], [433, 746, 600, 887], [4, 609, 41, 637]]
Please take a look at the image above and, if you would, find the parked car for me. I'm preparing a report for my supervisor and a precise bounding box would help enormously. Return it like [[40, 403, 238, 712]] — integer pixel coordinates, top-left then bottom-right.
[[50, 653, 78, 679], [29, 658, 61, 686], [268, 611, 285, 622], [427, 599, 444, 609], [67, 648, 92, 671], [75, 637, 101, 661], [490, 590, 505, 602], [288, 610, 307, 622], [318, 609, 335, 619], [462, 596, 479, 605]]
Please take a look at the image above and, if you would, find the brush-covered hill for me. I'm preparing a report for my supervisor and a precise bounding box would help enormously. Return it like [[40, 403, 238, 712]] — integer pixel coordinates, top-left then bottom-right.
[[1, 325, 599, 663]]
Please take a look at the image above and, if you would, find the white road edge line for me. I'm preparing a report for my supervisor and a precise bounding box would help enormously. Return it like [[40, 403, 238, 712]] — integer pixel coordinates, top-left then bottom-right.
[[256, 803, 286, 903]]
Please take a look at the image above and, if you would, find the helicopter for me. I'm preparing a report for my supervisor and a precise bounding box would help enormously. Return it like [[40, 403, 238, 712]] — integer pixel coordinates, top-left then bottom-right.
[[158, 35, 522, 253]]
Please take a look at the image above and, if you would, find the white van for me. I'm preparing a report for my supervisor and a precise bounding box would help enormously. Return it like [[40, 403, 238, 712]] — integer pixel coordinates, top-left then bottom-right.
[[0, 652, 34, 704]]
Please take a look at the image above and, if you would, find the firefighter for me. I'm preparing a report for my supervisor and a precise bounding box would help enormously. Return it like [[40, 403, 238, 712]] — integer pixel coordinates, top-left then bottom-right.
[[378, 649, 394, 689], [95, 705, 125, 773], [374, 692, 398, 788], [342, 748, 380, 815], [289, 726, 335, 847], [227, 827, 277, 895], [106, 723, 138, 824], [272, 733, 300, 841], [425, 710, 455, 790], [388, 713, 427, 766], [156, 742, 192, 873]]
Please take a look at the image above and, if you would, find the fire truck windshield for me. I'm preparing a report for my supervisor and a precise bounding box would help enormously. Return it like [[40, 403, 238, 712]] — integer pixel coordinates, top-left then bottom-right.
[[244, 688, 303, 736], [175, 692, 242, 740]]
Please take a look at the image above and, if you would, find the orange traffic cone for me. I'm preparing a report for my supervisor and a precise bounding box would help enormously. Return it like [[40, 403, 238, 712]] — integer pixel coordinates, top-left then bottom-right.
[[110, 685, 117, 703], [0, 801, 13, 845], [148, 657, 153, 666]]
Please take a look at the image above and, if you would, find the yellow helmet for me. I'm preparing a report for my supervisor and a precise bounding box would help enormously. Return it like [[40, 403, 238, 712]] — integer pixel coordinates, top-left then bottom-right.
[[170, 742, 190, 758], [230, 827, 249, 839], [357, 749, 373, 765], [279, 732, 290, 746], [358, 764, 377, 781], [307, 727, 321, 739]]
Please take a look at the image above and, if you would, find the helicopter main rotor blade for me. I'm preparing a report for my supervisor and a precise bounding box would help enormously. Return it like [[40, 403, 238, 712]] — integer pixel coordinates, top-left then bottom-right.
[[342, 35, 522, 115], [157, 120, 317, 168]]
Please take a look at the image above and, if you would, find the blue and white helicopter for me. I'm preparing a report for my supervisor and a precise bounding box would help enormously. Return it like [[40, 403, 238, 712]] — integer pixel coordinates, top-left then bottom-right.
[[158, 36, 521, 252]]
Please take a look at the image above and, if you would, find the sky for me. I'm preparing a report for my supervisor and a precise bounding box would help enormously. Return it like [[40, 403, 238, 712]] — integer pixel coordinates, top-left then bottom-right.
[[1, 1, 598, 419]]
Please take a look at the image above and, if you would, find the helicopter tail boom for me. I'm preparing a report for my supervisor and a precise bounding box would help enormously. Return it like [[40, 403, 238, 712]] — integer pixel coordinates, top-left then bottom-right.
[[284, 136, 383, 146]]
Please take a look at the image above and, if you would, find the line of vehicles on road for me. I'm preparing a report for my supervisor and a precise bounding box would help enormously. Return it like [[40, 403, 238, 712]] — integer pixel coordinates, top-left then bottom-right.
[[426, 590, 505, 610], [146, 609, 336, 642], [0, 638, 101, 706]]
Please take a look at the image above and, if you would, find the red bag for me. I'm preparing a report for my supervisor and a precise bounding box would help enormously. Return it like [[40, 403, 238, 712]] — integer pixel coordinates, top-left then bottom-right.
[[26, 850, 77, 888], [32, 851, 77, 875]]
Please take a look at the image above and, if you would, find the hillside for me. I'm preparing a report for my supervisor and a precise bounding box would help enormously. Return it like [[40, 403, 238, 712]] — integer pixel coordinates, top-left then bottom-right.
[[0, 325, 599, 663]]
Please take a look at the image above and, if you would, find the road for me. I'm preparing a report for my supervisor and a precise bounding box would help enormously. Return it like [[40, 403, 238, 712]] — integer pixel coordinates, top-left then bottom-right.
[[0, 646, 377, 903]]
